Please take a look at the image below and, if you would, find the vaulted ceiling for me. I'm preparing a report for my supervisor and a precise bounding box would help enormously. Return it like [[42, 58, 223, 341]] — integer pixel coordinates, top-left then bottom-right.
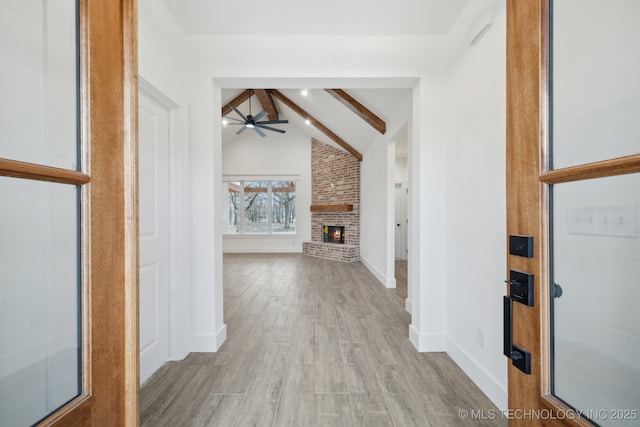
[[221, 88, 409, 160], [162, 0, 469, 158]]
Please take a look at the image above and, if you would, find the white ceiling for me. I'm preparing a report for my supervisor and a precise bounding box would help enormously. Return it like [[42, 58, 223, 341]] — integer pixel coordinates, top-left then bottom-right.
[[161, 1, 470, 156], [161, 0, 469, 36]]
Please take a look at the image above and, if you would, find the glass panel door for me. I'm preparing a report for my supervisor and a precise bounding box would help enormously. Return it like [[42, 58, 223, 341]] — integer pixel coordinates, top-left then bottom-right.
[[550, 1, 640, 424], [0, 179, 81, 426], [0, 0, 82, 425], [551, 176, 640, 424], [0, 0, 79, 170], [551, 0, 640, 169]]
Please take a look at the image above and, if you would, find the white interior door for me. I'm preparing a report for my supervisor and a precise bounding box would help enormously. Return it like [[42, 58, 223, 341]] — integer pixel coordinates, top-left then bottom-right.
[[395, 182, 408, 260], [139, 91, 170, 384]]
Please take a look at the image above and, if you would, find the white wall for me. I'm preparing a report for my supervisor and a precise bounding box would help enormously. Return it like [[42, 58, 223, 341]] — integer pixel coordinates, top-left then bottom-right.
[[139, 0, 222, 357], [222, 125, 312, 253], [442, 0, 507, 410], [395, 156, 408, 184]]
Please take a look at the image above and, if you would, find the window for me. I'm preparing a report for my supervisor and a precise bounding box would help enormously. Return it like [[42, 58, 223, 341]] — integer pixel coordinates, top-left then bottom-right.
[[223, 180, 297, 235]]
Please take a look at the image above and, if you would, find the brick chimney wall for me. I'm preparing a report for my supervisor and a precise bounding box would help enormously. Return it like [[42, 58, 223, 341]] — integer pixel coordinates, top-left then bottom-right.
[[304, 139, 360, 261]]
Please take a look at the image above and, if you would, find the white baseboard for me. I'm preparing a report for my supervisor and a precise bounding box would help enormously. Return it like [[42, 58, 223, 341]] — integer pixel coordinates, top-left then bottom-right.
[[385, 277, 397, 288], [189, 324, 227, 352], [409, 325, 446, 351], [446, 336, 508, 411], [405, 298, 412, 314], [223, 247, 302, 254], [361, 256, 396, 288]]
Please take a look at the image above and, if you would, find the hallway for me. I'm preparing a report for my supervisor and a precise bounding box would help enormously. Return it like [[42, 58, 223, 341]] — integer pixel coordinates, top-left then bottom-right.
[[140, 254, 503, 426]]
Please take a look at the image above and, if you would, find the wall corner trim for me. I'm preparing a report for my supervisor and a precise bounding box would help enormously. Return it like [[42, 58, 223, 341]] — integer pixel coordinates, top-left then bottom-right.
[[189, 324, 227, 352], [409, 325, 446, 352]]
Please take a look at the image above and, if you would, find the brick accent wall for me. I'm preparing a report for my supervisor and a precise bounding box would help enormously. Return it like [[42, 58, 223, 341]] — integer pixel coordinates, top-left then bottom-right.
[[303, 139, 360, 262]]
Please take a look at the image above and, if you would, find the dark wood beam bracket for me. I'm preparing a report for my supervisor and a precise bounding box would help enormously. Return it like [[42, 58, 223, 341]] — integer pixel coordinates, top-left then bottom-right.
[[254, 89, 279, 120], [221, 89, 254, 117], [270, 89, 363, 161], [325, 89, 386, 134]]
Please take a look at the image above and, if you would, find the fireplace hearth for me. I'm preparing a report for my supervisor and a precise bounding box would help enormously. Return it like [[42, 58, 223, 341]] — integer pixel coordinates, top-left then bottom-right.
[[323, 225, 345, 244]]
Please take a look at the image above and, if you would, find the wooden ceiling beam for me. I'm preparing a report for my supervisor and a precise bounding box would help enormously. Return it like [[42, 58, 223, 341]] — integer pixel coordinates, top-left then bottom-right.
[[254, 89, 279, 120], [221, 89, 254, 117], [270, 89, 363, 162], [325, 89, 386, 134]]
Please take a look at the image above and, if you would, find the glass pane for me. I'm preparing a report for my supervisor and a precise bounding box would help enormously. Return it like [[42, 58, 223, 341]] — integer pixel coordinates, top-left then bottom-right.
[[552, 0, 640, 169], [271, 181, 296, 234], [552, 174, 640, 426], [0, 0, 78, 169], [223, 181, 241, 233], [243, 181, 269, 233], [0, 178, 81, 426]]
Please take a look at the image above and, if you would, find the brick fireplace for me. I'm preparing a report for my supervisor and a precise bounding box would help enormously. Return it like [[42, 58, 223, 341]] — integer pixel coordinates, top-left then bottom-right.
[[303, 139, 360, 262]]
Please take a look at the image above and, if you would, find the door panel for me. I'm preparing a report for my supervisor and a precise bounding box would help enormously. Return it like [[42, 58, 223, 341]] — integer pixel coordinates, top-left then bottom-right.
[[0, 179, 80, 426], [551, 0, 640, 169], [506, 1, 640, 426], [395, 183, 407, 260], [552, 175, 640, 422], [0, 0, 78, 170], [138, 93, 170, 384], [0, 0, 138, 424]]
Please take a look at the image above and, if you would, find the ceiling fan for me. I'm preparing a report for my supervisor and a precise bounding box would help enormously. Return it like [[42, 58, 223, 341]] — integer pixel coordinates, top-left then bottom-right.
[[224, 96, 289, 137]]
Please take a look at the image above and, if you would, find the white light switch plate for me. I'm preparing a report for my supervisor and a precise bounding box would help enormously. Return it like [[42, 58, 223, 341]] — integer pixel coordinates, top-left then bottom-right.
[[567, 203, 637, 238]]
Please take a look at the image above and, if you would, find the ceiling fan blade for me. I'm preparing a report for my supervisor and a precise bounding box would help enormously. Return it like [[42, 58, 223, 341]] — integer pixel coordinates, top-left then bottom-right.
[[252, 111, 268, 122], [235, 125, 248, 135], [254, 127, 267, 137], [256, 124, 286, 134], [225, 116, 245, 123], [256, 120, 289, 125], [229, 103, 248, 122]]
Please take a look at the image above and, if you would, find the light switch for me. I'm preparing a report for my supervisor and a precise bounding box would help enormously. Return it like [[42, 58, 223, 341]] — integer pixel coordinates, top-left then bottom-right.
[[567, 203, 637, 238]]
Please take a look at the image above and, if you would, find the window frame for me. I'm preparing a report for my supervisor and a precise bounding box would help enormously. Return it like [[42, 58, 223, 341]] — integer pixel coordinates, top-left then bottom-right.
[[223, 178, 298, 236]]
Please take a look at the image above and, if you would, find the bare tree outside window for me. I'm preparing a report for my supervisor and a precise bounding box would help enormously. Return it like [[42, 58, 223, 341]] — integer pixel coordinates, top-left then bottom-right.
[[223, 179, 297, 235], [224, 181, 241, 233], [243, 181, 269, 233], [272, 181, 296, 233]]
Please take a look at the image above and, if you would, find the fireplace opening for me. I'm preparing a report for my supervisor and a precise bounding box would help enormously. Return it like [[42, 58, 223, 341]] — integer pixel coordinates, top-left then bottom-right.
[[323, 225, 345, 244]]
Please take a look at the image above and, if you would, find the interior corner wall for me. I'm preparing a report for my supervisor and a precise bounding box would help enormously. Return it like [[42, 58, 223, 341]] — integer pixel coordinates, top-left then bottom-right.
[[361, 93, 412, 288], [442, 0, 507, 410], [139, 0, 225, 359], [221, 124, 312, 253]]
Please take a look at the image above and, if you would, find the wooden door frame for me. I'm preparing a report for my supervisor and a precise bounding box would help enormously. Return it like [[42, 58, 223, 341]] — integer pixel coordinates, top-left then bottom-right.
[[42, 0, 139, 424], [506, 1, 557, 423], [507, 1, 640, 425]]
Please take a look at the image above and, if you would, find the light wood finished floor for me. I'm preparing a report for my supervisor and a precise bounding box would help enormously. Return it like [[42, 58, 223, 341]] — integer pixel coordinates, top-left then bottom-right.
[[140, 254, 504, 426]]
